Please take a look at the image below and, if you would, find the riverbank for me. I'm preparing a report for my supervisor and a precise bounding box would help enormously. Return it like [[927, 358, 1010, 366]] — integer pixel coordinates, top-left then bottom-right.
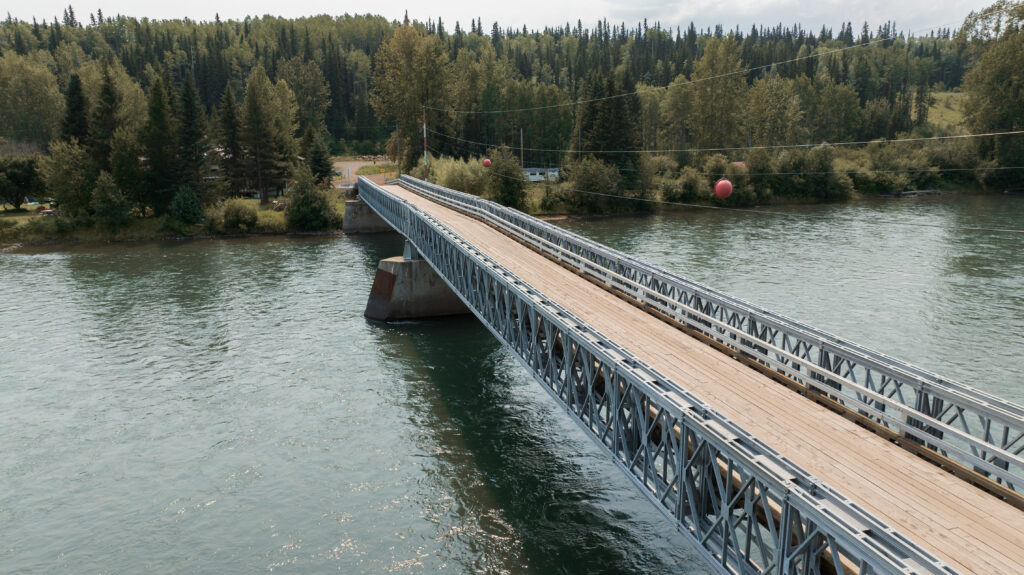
[[2, 182, 1002, 253], [0, 197, 349, 253], [0, 157, 392, 252]]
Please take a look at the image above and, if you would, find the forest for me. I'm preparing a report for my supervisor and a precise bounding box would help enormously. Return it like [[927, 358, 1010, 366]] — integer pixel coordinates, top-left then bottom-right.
[[0, 1, 1022, 227]]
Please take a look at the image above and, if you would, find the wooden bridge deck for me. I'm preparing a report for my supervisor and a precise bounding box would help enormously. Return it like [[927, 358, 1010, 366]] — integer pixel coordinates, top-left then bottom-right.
[[382, 184, 1024, 574]]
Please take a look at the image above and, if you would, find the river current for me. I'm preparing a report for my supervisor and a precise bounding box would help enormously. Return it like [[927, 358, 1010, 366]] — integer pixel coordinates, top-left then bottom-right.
[[1, 193, 1021, 573]]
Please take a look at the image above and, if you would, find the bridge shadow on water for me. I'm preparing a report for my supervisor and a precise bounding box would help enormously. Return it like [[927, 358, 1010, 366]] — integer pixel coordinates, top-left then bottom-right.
[[369, 315, 705, 575]]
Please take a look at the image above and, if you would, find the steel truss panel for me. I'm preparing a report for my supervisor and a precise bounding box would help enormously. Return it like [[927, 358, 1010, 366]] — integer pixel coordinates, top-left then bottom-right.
[[396, 175, 1024, 494], [358, 177, 955, 575]]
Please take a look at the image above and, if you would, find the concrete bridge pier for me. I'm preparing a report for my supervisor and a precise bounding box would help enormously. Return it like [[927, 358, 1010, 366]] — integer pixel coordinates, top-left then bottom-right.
[[364, 240, 470, 321]]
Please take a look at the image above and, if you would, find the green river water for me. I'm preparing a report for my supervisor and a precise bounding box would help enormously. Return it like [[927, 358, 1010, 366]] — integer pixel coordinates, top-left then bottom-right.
[[1, 193, 1021, 573]]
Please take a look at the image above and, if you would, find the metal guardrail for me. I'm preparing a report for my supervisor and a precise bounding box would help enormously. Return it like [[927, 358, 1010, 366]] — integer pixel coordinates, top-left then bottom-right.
[[397, 175, 1024, 496], [359, 176, 956, 575]]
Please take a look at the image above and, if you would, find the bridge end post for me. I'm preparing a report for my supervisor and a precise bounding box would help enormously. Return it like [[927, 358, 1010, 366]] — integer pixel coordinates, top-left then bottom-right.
[[364, 241, 470, 321]]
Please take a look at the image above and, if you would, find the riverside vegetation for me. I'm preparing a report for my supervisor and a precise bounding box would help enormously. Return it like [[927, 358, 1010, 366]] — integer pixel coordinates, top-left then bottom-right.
[[1, 1, 1022, 242]]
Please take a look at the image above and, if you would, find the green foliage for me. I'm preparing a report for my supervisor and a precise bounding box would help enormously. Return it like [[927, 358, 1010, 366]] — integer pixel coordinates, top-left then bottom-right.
[[0, 53, 64, 146], [662, 166, 708, 202], [565, 155, 621, 213], [279, 58, 331, 136], [746, 76, 805, 147], [285, 166, 341, 231], [217, 87, 244, 195], [576, 74, 642, 189], [222, 199, 258, 232], [371, 26, 450, 171], [429, 155, 488, 194], [242, 65, 297, 203], [141, 77, 177, 214], [301, 126, 334, 183], [90, 66, 120, 171], [962, 4, 1024, 188], [0, 8, 1016, 217], [169, 186, 203, 225], [90, 171, 132, 231], [41, 139, 95, 217], [176, 72, 208, 192], [487, 146, 526, 210], [0, 155, 43, 210], [61, 73, 89, 144], [685, 37, 747, 151]]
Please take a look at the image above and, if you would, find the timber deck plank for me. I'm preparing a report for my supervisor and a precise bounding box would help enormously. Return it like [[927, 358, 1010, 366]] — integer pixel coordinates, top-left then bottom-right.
[[383, 184, 1024, 574]]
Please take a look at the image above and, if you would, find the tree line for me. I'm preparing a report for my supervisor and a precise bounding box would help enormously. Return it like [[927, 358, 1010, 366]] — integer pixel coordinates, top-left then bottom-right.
[[1, 2, 1022, 217]]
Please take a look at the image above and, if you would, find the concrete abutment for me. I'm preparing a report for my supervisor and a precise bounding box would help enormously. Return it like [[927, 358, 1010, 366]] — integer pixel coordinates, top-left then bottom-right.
[[364, 241, 470, 322]]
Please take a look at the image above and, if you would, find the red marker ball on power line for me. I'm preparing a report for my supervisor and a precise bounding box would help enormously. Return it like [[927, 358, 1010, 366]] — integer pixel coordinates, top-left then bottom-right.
[[714, 178, 733, 199], [483, 158, 492, 168]]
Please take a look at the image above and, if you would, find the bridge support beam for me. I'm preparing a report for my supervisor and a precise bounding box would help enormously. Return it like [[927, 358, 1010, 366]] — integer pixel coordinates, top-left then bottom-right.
[[364, 241, 470, 321], [343, 199, 393, 234]]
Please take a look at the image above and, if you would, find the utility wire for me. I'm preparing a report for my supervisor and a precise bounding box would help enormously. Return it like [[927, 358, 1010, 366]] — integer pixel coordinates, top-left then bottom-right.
[[423, 5, 1021, 116], [429, 132, 1024, 178], [423, 143, 1024, 235], [426, 126, 1024, 156]]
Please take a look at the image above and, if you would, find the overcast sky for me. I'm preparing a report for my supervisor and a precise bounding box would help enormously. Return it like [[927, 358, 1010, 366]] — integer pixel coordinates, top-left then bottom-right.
[[10, 0, 994, 36]]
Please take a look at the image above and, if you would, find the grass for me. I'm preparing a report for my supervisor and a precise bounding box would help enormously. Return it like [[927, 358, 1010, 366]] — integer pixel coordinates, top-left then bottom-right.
[[356, 163, 398, 176], [1, 192, 350, 248], [929, 91, 967, 130]]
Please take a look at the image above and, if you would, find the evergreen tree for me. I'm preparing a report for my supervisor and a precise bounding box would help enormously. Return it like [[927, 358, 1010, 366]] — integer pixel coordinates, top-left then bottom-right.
[[242, 65, 286, 203], [90, 171, 132, 231], [141, 77, 177, 214], [301, 126, 333, 183], [285, 164, 340, 231], [176, 72, 208, 193], [61, 73, 89, 144], [217, 87, 243, 194], [90, 65, 120, 171]]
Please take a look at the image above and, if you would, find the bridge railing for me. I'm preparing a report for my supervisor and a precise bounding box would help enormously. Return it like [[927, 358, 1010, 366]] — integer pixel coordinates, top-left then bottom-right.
[[359, 176, 955, 575], [396, 175, 1024, 496]]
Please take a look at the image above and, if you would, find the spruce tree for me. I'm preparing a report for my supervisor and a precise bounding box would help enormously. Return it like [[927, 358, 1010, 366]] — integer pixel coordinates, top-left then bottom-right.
[[301, 126, 333, 184], [242, 65, 279, 203], [141, 77, 177, 214], [90, 65, 120, 171], [61, 73, 89, 144], [176, 72, 208, 193], [217, 87, 243, 194]]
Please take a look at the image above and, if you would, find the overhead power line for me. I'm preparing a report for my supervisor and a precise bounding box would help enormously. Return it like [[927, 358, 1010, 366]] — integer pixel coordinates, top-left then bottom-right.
[[422, 5, 1020, 116], [423, 143, 1024, 235], [427, 126, 1024, 156]]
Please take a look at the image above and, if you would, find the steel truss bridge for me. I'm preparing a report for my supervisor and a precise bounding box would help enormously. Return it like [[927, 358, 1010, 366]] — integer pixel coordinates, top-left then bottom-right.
[[356, 175, 1024, 575]]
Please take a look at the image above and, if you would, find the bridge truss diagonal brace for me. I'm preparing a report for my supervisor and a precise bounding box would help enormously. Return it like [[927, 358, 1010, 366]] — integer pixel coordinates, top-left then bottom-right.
[[356, 177, 956, 575], [396, 175, 1024, 500]]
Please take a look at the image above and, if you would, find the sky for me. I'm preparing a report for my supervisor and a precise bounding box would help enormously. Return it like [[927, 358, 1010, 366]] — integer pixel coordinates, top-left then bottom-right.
[[9, 0, 996, 36]]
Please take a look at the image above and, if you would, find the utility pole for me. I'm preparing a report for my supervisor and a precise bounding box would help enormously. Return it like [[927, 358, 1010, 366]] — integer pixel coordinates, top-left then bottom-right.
[[396, 123, 400, 178], [422, 108, 428, 181], [520, 127, 524, 167]]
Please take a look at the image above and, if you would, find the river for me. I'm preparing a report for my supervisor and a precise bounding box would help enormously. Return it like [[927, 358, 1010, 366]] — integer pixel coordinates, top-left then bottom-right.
[[1, 193, 1021, 573]]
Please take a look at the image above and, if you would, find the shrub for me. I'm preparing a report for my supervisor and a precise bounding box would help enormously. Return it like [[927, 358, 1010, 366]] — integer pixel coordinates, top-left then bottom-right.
[[285, 166, 341, 231], [169, 185, 203, 225], [487, 146, 526, 211], [40, 139, 95, 218], [202, 205, 223, 234], [663, 166, 708, 202], [223, 199, 258, 232], [0, 217, 16, 240], [566, 155, 621, 213], [432, 155, 488, 195], [90, 171, 132, 232]]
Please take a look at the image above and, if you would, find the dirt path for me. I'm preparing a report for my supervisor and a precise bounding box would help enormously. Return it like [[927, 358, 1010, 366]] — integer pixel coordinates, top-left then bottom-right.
[[332, 159, 396, 186]]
